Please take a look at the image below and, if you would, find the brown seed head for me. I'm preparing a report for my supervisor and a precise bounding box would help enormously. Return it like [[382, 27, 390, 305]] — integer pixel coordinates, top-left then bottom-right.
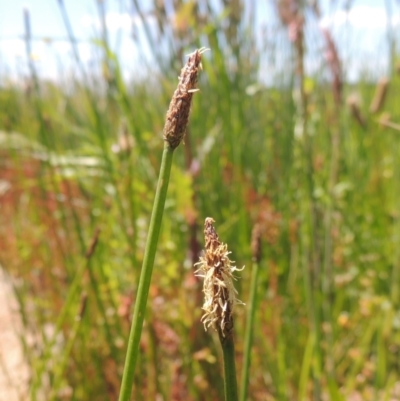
[[370, 77, 389, 114], [347, 94, 366, 128], [204, 217, 219, 251], [195, 217, 244, 338], [163, 48, 207, 149]]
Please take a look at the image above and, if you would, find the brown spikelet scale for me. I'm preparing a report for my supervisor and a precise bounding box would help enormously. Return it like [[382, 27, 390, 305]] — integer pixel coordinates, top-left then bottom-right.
[[163, 48, 207, 149], [195, 218, 244, 338]]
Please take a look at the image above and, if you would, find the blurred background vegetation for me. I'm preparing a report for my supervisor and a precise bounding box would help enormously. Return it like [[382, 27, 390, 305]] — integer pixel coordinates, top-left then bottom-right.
[[1, 0, 400, 400]]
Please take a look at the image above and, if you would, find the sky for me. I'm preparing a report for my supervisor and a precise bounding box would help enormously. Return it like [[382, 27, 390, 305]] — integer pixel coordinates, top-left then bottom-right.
[[0, 0, 399, 83]]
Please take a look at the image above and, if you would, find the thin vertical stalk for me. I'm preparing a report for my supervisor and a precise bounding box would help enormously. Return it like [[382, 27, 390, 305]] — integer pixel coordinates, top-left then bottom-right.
[[48, 293, 87, 401], [118, 47, 205, 401], [312, 4, 343, 382], [239, 259, 259, 401], [118, 143, 174, 401], [292, 8, 322, 399], [240, 224, 262, 401], [219, 332, 239, 401]]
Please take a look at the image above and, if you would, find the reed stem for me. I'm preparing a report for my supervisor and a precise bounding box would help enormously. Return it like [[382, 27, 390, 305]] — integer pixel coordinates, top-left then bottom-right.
[[118, 143, 174, 401], [239, 260, 259, 401], [219, 331, 239, 401]]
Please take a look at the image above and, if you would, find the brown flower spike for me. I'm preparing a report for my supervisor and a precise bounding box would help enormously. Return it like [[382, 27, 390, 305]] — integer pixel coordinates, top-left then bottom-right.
[[163, 47, 208, 149], [195, 218, 244, 338]]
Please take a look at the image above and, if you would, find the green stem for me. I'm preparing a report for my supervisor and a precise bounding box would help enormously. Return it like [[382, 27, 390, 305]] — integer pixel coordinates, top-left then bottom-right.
[[118, 143, 174, 401], [49, 293, 87, 401], [240, 260, 260, 401], [219, 332, 239, 401]]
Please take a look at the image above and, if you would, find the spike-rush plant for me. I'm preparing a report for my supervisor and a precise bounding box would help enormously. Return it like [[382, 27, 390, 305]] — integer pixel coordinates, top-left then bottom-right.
[[195, 218, 245, 401], [118, 48, 208, 401]]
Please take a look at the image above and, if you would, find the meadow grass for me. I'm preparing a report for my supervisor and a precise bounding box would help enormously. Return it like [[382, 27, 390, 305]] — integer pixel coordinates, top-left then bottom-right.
[[1, 1, 400, 400]]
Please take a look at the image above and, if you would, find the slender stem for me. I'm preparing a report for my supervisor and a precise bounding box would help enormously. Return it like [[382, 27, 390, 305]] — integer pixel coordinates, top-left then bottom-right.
[[240, 260, 260, 401], [118, 143, 174, 401], [49, 293, 87, 401], [219, 332, 239, 401]]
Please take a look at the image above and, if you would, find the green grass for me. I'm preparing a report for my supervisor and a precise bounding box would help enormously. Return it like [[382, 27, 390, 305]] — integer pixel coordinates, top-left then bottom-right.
[[1, 1, 400, 400]]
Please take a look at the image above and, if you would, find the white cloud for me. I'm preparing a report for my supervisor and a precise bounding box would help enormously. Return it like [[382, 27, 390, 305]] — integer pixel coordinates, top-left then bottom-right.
[[320, 6, 398, 30]]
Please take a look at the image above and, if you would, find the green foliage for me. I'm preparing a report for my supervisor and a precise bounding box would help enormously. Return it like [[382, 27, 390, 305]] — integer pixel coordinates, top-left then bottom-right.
[[1, 1, 400, 400]]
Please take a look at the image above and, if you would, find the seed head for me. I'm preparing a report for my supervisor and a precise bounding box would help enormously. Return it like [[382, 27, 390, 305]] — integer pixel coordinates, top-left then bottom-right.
[[195, 218, 244, 338], [163, 47, 208, 149], [347, 94, 366, 129], [370, 77, 389, 114]]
